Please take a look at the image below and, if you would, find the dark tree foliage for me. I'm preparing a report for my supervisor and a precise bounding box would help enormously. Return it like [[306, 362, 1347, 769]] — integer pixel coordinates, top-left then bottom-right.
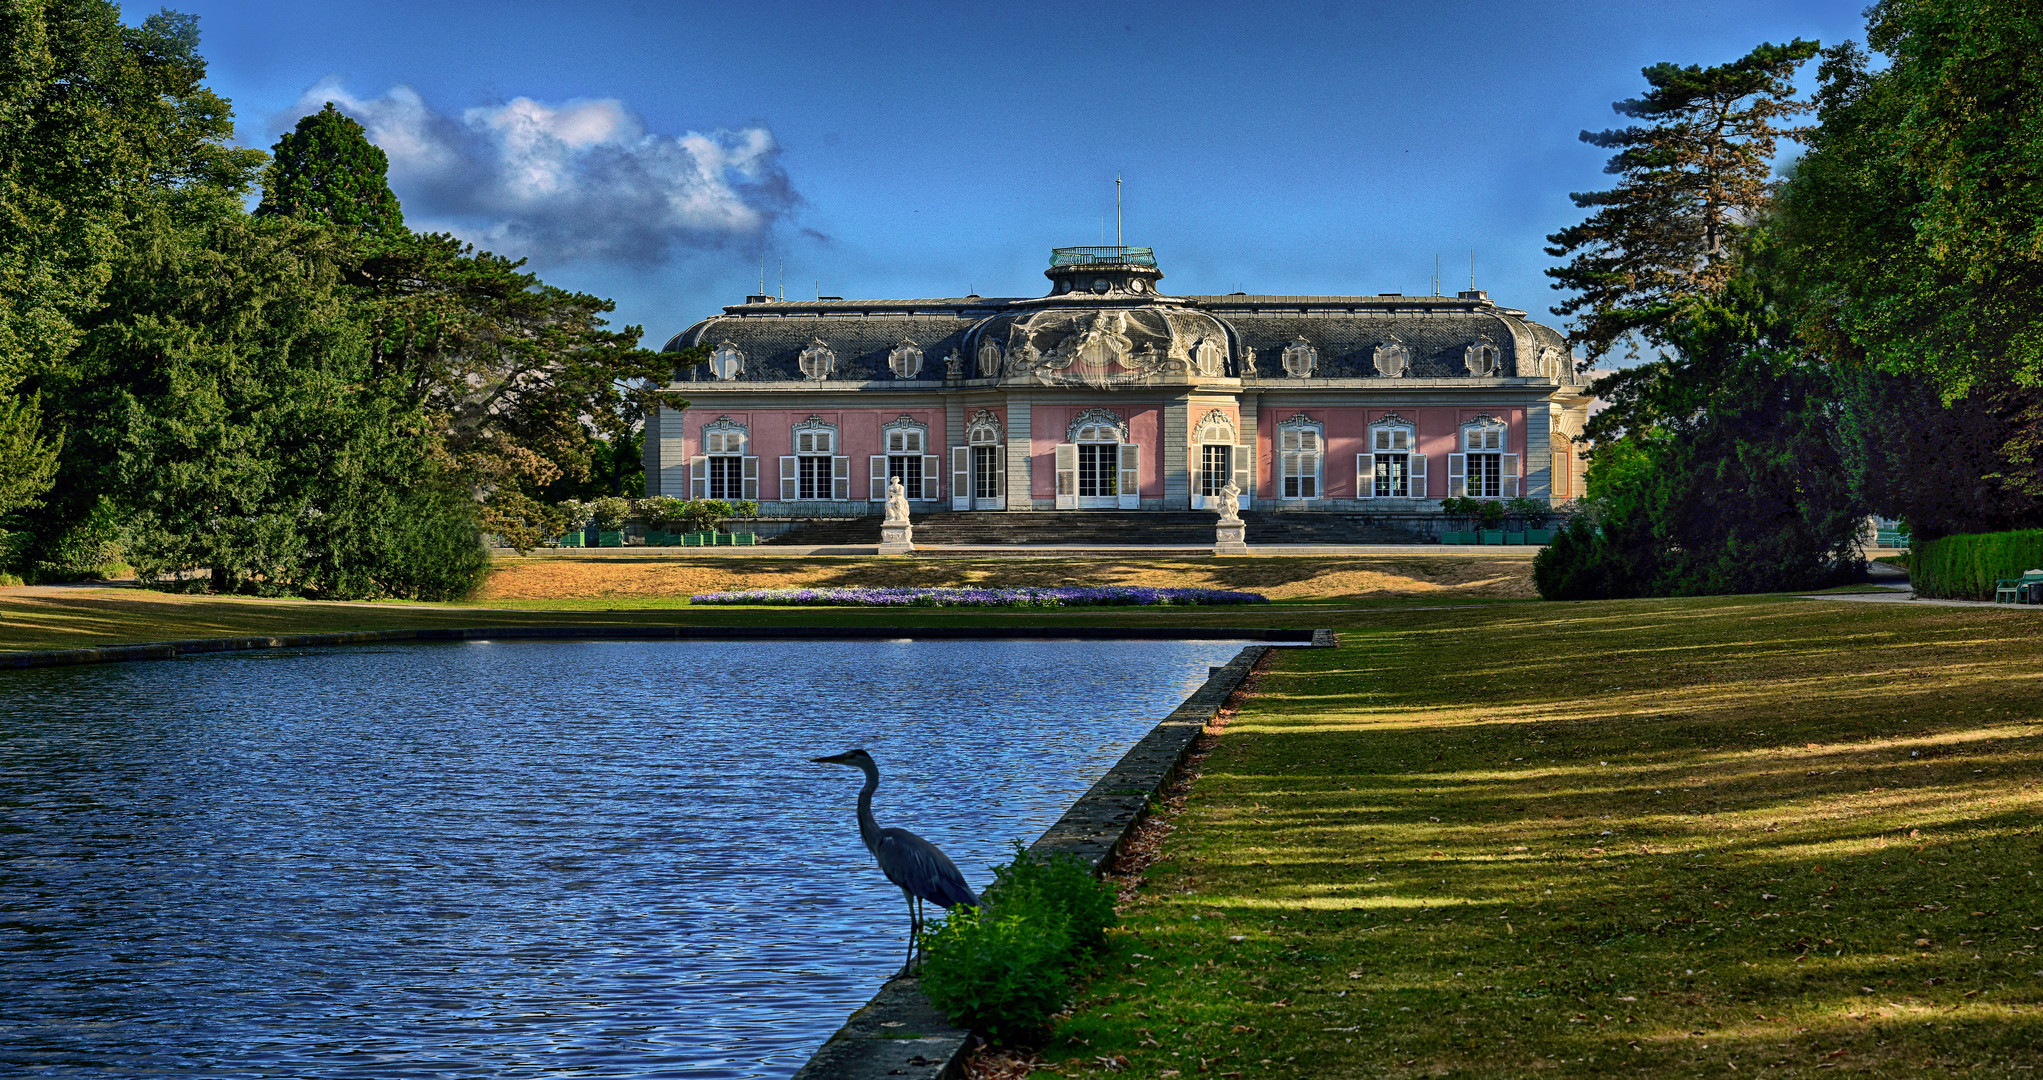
[[1534, 231, 1865, 599], [1779, 4, 2043, 396], [256, 102, 405, 239], [1831, 365, 2043, 540], [1546, 40, 1819, 361]]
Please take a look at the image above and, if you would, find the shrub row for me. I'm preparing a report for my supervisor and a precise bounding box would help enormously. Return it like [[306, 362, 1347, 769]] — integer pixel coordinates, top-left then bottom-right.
[[1911, 529, 2043, 600]]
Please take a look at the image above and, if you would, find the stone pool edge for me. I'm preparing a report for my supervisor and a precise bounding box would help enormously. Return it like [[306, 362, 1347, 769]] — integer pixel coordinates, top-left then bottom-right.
[[790, 629, 1337, 1080], [0, 626, 1323, 669]]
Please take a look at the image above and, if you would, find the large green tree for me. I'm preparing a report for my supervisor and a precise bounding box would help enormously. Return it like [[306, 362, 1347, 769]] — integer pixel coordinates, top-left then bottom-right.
[[256, 102, 404, 239], [1781, 5, 2043, 396], [0, 1, 260, 522], [1546, 39, 1819, 360]]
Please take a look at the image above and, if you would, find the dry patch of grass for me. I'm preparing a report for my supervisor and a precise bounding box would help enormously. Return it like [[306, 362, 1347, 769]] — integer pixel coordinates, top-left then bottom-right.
[[1042, 597, 2043, 1079], [476, 554, 1536, 603]]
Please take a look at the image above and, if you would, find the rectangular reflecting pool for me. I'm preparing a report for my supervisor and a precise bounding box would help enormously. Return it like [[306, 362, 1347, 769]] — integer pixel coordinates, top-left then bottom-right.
[[0, 637, 1253, 1079]]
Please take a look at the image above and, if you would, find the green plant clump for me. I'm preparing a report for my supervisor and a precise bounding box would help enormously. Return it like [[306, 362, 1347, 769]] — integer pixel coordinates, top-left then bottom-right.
[[1909, 528, 2043, 600], [918, 844, 1119, 1042]]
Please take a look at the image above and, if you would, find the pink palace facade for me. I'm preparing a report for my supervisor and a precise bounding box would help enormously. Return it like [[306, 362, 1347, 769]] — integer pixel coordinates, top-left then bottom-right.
[[644, 246, 1593, 517]]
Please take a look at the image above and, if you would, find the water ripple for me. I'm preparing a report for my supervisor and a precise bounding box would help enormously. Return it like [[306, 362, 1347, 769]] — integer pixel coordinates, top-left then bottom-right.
[[0, 638, 1247, 1078]]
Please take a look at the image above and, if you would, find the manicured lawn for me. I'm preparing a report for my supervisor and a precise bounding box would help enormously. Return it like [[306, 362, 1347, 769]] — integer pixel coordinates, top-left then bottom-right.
[[1045, 596, 2043, 1078]]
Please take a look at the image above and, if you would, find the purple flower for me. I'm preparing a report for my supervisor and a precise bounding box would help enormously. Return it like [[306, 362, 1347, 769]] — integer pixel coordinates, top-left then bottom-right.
[[687, 585, 1268, 607]]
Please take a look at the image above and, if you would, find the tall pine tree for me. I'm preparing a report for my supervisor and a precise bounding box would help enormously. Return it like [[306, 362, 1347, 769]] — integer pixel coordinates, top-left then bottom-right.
[[1546, 40, 1819, 360]]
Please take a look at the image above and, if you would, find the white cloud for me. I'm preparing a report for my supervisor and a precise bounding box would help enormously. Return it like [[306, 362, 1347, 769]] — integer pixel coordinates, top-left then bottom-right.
[[273, 79, 795, 267]]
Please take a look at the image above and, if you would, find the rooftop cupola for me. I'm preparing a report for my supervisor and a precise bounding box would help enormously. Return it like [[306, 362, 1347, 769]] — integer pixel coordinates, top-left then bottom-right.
[[1043, 246, 1165, 298]]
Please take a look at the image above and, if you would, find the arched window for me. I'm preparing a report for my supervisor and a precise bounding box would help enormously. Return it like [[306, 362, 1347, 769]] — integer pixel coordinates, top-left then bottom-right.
[[952, 409, 1006, 510], [1464, 339, 1501, 377], [798, 338, 836, 380], [1359, 413, 1425, 499], [691, 417, 757, 501], [873, 415, 938, 502], [1281, 337, 1318, 378], [1276, 414, 1323, 500], [1373, 337, 1410, 378], [708, 341, 744, 381], [780, 417, 848, 501], [1190, 410, 1245, 509], [887, 338, 923, 379], [1449, 416, 1517, 498], [1056, 409, 1138, 509]]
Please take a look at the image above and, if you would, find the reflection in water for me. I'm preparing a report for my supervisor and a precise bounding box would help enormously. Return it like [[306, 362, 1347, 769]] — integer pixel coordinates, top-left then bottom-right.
[[0, 638, 1245, 1079]]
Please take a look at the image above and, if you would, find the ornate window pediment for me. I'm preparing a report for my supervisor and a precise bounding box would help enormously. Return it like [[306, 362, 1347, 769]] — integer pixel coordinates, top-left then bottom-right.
[[1461, 414, 1508, 451], [798, 338, 837, 380], [887, 338, 923, 379], [1068, 407, 1129, 443], [967, 408, 1003, 446], [1193, 409, 1237, 445], [1191, 337, 1227, 378], [1464, 338, 1501, 377], [708, 341, 745, 381], [700, 415, 748, 454], [882, 414, 929, 455], [1281, 337, 1318, 378], [792, 415, 838, 455], [1373, 336, 1410, 378]]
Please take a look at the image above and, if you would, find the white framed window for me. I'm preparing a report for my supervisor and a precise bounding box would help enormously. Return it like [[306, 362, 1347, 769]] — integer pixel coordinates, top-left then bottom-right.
[[1373, 337, 1410, 378], [1281, 336, 1318, 378], [873, 416, 939, 501], [1464, 339, 1502, 377], [708, 341, 744, 380], [1359, 415, 1424, 499], [1191, 337, 1226, 377], [692, 418, 757, 501], [1448, 418, 1517, 498], [953, 410, 1006, 510], [887, 338, 923, 379], [1190, 409, 1241, 508], [1276, 415, 1323, 500], [1056, 410, 1138, 509], [798, 338, 836, 380], [782, 419, 848, 501]]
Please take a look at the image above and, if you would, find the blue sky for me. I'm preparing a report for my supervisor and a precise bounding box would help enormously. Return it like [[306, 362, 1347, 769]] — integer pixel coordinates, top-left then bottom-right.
[[176, 0, 1874, 350]]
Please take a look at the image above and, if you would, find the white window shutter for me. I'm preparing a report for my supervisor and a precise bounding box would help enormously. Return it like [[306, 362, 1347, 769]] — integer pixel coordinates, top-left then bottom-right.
[[921, 454, 940, 501], [869, 455, 887, 501], [1447, 453, 1466, 497], [1187, 446, 1203, 507], [779, 456, 797, 501], [1055, 443, 1078, 509], [1501, 453, 1520, 497], [951, 447, 970, 510], [1410, 453, 1427, 499], [1234, 443, 1253, 509], [1118, 443, 1140, 508], [741, 456, 758, 500], [1357, 453, 1373, 499], [690, 455, 708, 500], [1302, 451, 1320, 498], [831, 455, 850, 501], [992, 445, 1005, 508]]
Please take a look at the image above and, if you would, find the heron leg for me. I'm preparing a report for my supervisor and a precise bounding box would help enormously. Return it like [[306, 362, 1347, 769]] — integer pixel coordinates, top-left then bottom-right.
[[899, 888, 918, 978]]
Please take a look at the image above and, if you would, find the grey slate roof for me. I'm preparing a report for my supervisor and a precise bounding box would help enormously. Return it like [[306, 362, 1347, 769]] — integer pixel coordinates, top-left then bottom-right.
[[662, 287, 1571, 384]]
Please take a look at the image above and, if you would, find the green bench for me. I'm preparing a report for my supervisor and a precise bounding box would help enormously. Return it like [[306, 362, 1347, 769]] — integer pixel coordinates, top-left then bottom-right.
[[1995, 569, 2043, 604]]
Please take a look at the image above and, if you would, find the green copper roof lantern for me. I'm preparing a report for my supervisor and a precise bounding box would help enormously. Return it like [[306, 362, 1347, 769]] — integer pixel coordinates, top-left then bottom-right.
[[1049, 245, 1158, 268]]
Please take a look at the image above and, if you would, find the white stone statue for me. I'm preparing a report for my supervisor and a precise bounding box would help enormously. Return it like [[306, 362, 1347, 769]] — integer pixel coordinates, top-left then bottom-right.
[[1215, 479, 1242, 522], [884, 476, 912, 524]]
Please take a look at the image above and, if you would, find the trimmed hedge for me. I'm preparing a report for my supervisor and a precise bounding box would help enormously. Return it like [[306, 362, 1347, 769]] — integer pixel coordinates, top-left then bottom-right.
[[1910, 529, 2043, 600]]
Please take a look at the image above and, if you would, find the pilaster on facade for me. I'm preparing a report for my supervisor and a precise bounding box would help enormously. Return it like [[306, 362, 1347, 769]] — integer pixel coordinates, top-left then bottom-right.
[[1004, 397, 1032, 511], [1161, 396, 1192, 510], [1524, 405, 1554, 500]]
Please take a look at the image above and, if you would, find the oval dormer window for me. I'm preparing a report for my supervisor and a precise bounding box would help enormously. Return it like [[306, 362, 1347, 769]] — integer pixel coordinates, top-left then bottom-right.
[[1128, 279, 1145, 294], [1091, 279, 1110, 293]]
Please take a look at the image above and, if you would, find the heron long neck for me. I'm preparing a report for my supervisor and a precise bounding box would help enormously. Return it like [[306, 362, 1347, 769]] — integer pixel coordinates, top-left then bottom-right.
[[853, 759, 883, 855]]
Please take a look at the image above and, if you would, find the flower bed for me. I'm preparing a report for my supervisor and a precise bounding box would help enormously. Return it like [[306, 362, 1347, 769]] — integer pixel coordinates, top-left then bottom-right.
[[687, 586, 1268, 607]]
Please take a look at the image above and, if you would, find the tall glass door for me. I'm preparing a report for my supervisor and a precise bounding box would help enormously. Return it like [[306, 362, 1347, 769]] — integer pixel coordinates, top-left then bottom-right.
[[1077, 443, 1119, 507]]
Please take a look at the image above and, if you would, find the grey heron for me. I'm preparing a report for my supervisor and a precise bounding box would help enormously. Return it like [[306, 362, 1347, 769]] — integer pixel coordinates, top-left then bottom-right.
[[811, 748, 979, 976]]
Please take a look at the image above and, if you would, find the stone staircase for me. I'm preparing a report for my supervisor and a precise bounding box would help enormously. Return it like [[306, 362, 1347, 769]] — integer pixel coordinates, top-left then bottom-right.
[[765, 510, 1430, 547]]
